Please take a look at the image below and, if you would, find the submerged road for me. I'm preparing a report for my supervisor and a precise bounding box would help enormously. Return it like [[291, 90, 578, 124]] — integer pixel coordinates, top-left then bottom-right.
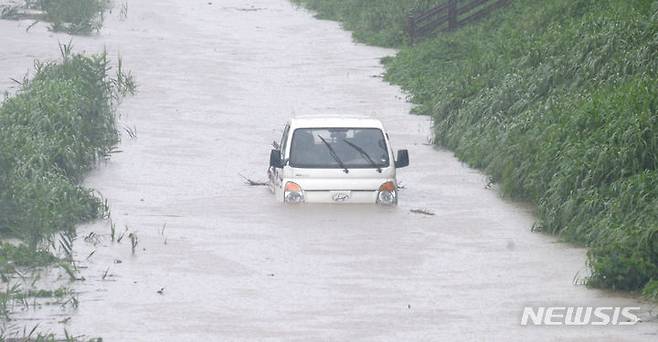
[[1, 0, 656, 340]]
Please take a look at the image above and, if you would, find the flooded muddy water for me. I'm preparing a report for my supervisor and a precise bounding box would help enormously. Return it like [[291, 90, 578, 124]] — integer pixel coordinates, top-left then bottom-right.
[[1, 0, 656, 340]]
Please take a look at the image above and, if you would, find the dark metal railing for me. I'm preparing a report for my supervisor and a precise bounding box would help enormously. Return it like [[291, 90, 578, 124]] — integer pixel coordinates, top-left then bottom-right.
[[407, 0, 511, 43]]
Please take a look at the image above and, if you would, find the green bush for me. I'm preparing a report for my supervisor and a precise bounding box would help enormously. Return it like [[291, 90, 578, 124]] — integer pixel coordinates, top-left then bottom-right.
[[38, 0, 109, 34], [0, 43, 134, 257], [643, 279, 658, 301], [294, 0, 658, 295]]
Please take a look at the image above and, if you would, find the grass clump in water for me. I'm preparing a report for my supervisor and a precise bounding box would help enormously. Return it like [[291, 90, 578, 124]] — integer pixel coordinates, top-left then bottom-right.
[[38, 0, 109, 34], [0, 242, 57, 275], [0, 42, 135, 274], [1, 0, 110, 34], [293, 0, 658, 296]]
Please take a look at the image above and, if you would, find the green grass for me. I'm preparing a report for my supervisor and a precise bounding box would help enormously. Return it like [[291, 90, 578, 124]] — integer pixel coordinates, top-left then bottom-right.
[[0, 327, 101, 342], [38, 0, 109, 34], [0, 0, 110, 34], [0, 242, 57, 276], [0, 42, 135, 275], [291, 0, 445, 47], [293, 0, 658, 295]]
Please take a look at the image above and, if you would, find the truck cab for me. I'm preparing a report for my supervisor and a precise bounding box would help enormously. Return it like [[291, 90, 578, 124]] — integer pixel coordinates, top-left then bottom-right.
[[268, 116, 409, 204]]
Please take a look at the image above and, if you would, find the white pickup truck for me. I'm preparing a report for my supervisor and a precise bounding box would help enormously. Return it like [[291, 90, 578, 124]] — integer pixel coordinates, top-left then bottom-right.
[[268, 116, 409, 204]]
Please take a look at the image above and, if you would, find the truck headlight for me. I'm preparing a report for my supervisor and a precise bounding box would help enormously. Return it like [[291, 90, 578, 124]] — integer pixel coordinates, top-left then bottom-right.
[[377, 181, 397, 205], [284, 182, 304, 203]]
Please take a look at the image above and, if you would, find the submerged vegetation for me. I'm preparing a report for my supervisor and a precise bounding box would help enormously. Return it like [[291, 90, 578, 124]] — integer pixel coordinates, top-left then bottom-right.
[[39, 0, 109, 33], [0, 327, 101, 342], [294, 0, 658, 295], [0, 42, 135, 287], [0, 0, 109, 34]]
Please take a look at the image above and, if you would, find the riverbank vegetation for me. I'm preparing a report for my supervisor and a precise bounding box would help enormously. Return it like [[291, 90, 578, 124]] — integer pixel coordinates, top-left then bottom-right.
[[293, 0, 658, 297], [292, 0, 443, 47], [0, 42, 135, 291]]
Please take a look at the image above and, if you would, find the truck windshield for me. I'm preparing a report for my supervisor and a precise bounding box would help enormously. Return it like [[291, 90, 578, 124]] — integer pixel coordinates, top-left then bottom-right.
[[289, 128, 390, 169]]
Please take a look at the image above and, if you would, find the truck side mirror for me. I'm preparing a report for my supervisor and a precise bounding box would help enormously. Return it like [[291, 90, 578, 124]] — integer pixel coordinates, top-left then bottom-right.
[[395, 149, 409, 168], [269, 149, 283, 168]]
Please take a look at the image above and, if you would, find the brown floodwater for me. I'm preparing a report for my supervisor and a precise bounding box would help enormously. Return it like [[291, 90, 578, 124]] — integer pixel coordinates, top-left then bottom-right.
[[0, 0, 656, 340]]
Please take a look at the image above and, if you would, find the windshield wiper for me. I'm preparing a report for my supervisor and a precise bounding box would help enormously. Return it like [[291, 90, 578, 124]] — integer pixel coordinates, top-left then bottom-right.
[[318, 135, 349, 174], [343, 140, 382, 173]]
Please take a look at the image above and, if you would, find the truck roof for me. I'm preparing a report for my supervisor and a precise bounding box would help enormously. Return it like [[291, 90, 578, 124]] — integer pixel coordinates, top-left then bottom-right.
[[289, 115, 384, 129]]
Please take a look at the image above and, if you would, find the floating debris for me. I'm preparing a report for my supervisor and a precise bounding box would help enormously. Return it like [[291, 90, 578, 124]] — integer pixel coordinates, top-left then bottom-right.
[[410, 208, 435, 216], [239, 173, 268, 186]]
